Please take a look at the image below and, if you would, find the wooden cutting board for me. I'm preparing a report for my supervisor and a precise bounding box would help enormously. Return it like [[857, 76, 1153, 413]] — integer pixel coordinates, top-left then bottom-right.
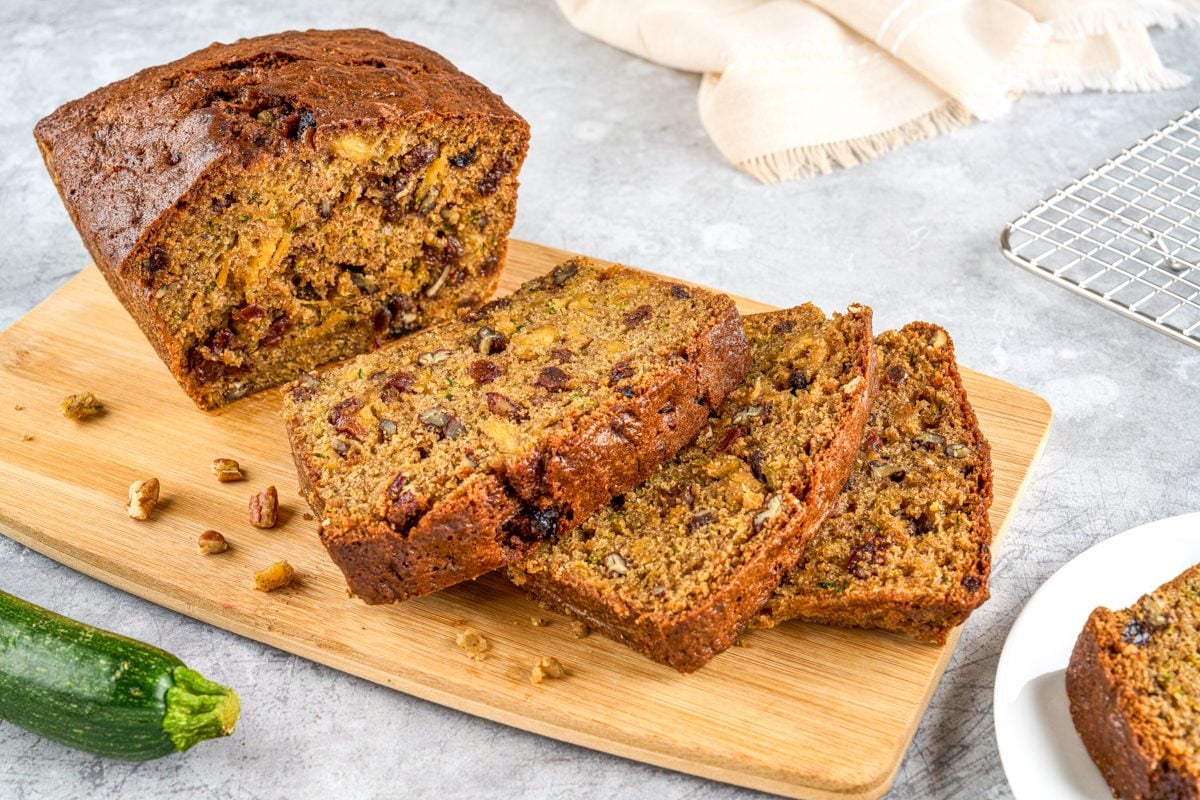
[[0, 240, 1051, 800]]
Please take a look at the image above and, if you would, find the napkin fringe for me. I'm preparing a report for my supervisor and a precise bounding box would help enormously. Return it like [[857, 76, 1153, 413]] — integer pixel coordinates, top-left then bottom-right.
[[737, 101, 973, 183], [1133, 0, 1200, 30], [1049, 7, 1193, 39], [1027, 66, 1191, 94], [955, 21, 1050, 121]]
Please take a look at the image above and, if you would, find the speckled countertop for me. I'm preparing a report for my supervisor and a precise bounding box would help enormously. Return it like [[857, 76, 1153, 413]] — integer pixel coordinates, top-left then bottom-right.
[[2, 2, 1199, 798]]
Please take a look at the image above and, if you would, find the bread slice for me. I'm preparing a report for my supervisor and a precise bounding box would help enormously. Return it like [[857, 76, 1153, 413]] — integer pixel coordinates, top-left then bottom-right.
[[508, 305, 876, 672], [282, 258, 750, 603], [35, 29, 530, 408], [754, 323, 993, 643], [1067, 564, 1200, 800]]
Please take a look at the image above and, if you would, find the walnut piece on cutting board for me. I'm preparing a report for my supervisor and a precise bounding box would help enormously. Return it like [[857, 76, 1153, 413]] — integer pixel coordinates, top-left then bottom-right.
[[198, 530, 228, 555], [249, 486, 278, 528], [126, 478, 160, 520], [212, 458, 245, 482]]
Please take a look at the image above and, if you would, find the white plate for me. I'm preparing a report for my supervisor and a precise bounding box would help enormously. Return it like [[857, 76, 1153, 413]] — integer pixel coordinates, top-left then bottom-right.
[[994, 511, 1200, 799]]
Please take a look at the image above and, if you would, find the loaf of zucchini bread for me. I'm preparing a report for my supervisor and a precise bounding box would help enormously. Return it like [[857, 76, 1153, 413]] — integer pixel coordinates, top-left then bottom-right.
[[754, 323, 993, 643], [35, 29, 530, 408], [282, 259, 750, 603], [509, 305, 876, 672], [1067, 563, 1200, 800]]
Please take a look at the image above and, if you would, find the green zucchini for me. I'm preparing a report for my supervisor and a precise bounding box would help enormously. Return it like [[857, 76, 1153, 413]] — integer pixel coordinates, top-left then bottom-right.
[[0, 589, 239, 760]]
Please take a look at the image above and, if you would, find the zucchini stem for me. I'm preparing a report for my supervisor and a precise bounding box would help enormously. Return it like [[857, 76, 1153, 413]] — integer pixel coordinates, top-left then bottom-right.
[[161, 667, 241, 752]]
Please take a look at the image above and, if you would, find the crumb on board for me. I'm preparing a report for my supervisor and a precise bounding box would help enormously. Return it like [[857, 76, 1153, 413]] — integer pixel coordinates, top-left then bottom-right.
[[21, 434, 33, 442], [734, 637, 751, 648], [60, 392, 103, 420], [531, 656, 565, 684], [455, 628, 489, 661], [530, 616, 549, 627], [253, 560, 295, 592], [571, 620, 590, 639], [14, 404, 24, 411], [302, 512, 314, 521]]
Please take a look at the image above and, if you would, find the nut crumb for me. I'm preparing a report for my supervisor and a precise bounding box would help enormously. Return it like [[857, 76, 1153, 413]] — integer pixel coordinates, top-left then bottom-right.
[[530, 656, 565, 684], [253, 560, 295, 592], [126, 478, 160, 520], [212, 458, 244, 482], [570, 620, 590, 639], [455, 627, 489, 660], [60, 392, 103, 420], [529, 616, 549, 627], [198, 530, 228, 555], [249, 485, 279, 528]]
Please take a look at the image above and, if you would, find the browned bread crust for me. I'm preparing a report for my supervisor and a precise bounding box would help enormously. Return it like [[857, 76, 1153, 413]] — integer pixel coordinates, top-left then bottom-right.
[[35, 29, 529, 408], [510, 305, 876, 672], [282, 259, 750, 603], [1067, 565, 1200, 800], [755, 322, 993, 643]]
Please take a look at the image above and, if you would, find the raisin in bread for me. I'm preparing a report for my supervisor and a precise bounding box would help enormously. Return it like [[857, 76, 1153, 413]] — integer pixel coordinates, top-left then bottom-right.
[[35, 29, 530, 409], [283, 259, 750, 603], [1067, 564, 1200, 800], [754, 323, 993, 643], [508, 305, 876, 672]]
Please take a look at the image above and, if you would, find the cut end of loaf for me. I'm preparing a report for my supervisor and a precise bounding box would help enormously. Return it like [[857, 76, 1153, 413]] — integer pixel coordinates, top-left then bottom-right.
[[134, 119, 528, 408], [33, 28, 530, 409]]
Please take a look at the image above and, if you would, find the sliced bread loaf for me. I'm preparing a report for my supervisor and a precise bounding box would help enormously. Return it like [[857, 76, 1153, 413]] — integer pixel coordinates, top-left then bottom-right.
[[754, 323, 993, 643], [36, 29, 530, 408], [1067, 563, 1200, 800], [508, 305, 876, 672], [282, 258, 750, 603]]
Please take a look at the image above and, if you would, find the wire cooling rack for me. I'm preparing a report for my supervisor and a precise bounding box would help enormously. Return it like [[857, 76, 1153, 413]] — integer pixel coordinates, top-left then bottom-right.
[[1000, 105, 1200, 350]]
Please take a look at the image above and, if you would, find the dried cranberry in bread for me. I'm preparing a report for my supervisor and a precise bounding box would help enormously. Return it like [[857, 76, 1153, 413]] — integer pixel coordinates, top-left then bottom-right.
[[755, 323, 993, 643], [1067, 564, 1200, 800], [34, 29, 529, 408], [509, 305, 876, 672], [282, 259, 750, 603]]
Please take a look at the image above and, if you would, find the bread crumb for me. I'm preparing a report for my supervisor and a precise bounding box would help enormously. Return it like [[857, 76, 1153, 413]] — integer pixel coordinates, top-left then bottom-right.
[[60, 392, 103, 420], [455, 627, 489, 660], [530, 616, 549, 627], [21, 434, 33, 442], [733, 637, 751, 648], [571, 620, 590, 639], [254, 561, 295, 591], [531, 656, 565, 684], [302, 512, 314, 521], [14, 404, 24, 411]]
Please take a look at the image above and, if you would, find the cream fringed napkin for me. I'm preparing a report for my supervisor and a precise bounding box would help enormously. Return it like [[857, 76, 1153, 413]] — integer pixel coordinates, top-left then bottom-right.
[[556, 0, 1199, 182]]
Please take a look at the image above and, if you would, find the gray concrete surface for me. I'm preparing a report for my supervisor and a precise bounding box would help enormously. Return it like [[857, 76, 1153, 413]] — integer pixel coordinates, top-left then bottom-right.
[[1, 2, 1199, 798]]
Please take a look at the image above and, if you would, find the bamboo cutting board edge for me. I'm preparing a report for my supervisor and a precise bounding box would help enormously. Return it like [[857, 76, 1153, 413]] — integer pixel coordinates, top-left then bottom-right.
[[0, 240, 1052, 800]]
